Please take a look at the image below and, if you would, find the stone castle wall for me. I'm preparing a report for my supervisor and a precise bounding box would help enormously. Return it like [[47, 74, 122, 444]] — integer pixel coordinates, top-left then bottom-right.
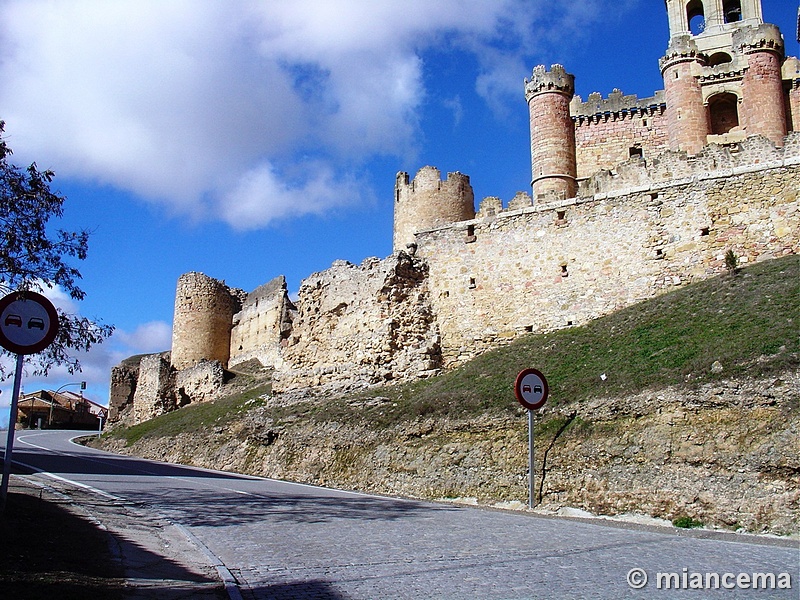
[[110, 3, 800, 424], [416, 139, 799, 365], [131, 353, 174, 423], [229, 276, 294, 371]]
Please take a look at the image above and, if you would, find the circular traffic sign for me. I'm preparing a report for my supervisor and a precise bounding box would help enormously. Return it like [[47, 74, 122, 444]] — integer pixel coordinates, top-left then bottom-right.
[[0, 291, 59, 355], [515, 368, 549, 411]]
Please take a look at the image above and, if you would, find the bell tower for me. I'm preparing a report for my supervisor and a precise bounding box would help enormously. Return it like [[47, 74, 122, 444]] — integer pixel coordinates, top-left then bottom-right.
[[661, 0, 787, 151]]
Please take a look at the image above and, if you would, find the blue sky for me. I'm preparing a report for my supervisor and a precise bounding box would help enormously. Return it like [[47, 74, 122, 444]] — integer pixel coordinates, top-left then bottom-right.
[[1, 0, 798, 424]]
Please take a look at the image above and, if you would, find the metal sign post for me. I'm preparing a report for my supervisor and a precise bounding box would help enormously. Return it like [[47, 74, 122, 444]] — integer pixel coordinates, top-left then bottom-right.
[[0, 291, 59, 510], [514, 368, 549, 509]]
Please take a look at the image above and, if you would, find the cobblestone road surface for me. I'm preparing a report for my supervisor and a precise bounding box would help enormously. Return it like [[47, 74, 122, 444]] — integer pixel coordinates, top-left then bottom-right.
[[6, 430, 798, 599]]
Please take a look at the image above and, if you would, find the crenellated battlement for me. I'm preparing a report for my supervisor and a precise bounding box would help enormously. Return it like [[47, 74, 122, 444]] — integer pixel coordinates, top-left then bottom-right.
[[659, 35, 707, 72], [571, 90, 666, 124], [448, 132, 800, 225], [524, 64, 575, 99], [732, 23, 785, 55]]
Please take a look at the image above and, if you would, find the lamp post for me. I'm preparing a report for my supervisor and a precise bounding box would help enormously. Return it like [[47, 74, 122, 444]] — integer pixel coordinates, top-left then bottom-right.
[[49, 381, 86, 428]]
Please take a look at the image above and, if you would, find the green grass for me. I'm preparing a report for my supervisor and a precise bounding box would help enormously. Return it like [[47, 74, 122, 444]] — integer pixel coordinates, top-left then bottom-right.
[[673, 516, 704, 529], [109, 384, 269, 446], [105, 255, 799, 438], [303, 254, 798, 426]]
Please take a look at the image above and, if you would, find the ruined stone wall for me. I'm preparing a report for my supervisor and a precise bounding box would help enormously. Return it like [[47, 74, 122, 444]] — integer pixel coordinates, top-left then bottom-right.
[[132, 353, 175, 423], [273, 252, 442, 392], [416, 143, 799, 365], [229, 276, 294, 370], [572, 92, 670, 180], [108, 358, 140, 423]]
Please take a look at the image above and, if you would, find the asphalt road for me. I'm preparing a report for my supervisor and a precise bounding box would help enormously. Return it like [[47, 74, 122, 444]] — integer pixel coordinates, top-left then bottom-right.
[[3, 429, 798, 599]]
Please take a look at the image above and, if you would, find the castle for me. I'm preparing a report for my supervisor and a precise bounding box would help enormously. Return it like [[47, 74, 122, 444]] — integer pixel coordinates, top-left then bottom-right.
[[109, 0, 800, 423]]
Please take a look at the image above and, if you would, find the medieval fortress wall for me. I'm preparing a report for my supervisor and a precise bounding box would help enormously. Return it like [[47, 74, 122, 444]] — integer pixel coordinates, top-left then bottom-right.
[[110, 0, 800, 423], [418, 138, 799, 365]]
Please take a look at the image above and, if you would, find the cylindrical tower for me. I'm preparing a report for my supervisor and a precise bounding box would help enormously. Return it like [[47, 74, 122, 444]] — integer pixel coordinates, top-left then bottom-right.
[[524, 65, 577, 200], [660, 36, 710, 155], [393, 166, 475, 253], [734, 24, 786, 146], [171, 272, 239, 370]]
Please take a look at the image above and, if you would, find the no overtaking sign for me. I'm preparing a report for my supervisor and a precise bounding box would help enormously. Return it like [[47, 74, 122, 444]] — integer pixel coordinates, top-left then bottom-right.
[[1, 290, 60, 510], [0, 291, 59, 355]]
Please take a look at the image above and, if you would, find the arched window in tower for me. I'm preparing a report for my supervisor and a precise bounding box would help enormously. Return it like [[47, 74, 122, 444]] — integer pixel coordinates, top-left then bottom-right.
[[708, 93, 740, 135], [687, 0, 705, 35], [723, 0, 742, 23], [708, 52, 733, 67]]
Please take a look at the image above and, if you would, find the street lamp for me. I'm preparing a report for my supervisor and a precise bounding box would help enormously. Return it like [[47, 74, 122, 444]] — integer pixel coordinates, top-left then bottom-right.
[[48, 381, 86, 428]]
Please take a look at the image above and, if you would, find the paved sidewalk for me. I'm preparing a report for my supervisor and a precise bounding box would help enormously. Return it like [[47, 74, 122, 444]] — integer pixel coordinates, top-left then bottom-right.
[[4, 474, 227, 600]]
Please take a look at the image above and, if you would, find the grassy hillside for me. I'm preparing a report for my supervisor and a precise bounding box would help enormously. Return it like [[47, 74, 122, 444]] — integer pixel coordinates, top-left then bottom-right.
[[109, 254, 798, 444]]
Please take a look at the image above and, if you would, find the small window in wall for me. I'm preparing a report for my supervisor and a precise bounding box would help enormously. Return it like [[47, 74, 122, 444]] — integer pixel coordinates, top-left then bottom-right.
[[525, 325, 534, 333], [655, 248, 665, 260], [465, 224, 477, 243], [723, 0, 741, 23], [700, 227, 710, 236], [629, 146, 643, 159], [556, 210, 567, 226], [469, 277, 477, 289], [560, 264, 569, 278]]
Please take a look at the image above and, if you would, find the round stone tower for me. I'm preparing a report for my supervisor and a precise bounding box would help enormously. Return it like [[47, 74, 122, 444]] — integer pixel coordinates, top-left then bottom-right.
[[171, 272, 240, 371], [734, 23, 786, 146], [660, 36, 711, 155], [393, 166, 475, 253], [524, 64, 577, 201]]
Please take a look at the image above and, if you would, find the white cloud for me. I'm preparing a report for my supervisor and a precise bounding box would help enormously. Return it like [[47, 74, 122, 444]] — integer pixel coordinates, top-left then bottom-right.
[[0, 0, 589, 228], [113, 321, 173, 354]]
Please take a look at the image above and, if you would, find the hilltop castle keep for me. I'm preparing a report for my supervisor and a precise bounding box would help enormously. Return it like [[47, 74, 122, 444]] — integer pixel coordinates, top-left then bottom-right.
[[110, 0, 800, 424]]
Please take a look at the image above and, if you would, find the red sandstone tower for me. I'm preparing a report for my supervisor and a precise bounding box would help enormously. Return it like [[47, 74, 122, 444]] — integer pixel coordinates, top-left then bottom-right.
[[660, 37, 711, 155], [735, 24, 787, 146], [524, 65, 577, 200]]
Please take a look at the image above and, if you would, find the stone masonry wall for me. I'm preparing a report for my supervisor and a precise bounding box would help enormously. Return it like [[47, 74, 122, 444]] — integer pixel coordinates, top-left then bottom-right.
[[416, 147, 799, 366], [108, 359, 140, 424], [273, 252, 442, 392], [572, 91, 670, 180], [229, 276, 294, 371]]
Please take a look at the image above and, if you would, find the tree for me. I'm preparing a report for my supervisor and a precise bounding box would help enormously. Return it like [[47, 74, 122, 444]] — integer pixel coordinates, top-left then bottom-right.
[[0, 120, 113, 377]]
